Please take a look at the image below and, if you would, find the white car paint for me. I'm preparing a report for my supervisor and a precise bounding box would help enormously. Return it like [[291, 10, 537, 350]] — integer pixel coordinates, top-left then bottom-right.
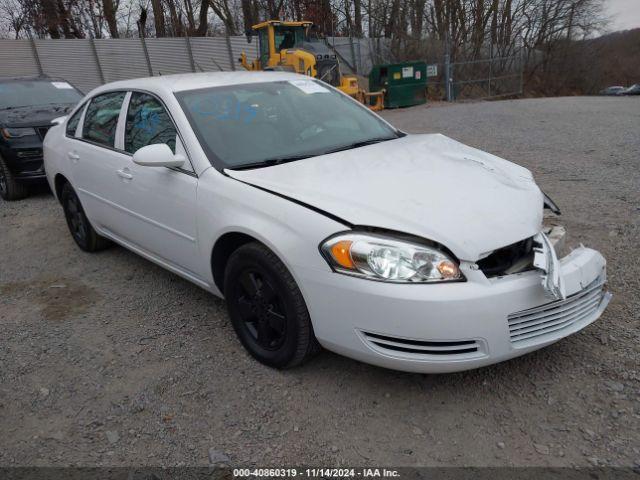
[[43, 71, 610, 373], [226, 133, 543, 260]]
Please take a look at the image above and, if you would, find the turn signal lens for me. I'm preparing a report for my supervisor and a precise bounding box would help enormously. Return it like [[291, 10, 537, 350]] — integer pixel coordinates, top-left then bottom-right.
[[437, 260, 460, 279], [330, 240, 354, 269]]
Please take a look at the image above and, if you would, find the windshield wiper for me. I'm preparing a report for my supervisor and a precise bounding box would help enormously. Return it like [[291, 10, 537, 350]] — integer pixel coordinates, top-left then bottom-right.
[[229, 153, 315, 170], [322, 136, 398, 155]]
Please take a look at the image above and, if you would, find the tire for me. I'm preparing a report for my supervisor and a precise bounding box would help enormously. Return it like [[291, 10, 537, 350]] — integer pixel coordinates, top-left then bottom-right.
[[224, 242, 321, 368], [0, 155, 29, 201], [60, 182, 110, 252]]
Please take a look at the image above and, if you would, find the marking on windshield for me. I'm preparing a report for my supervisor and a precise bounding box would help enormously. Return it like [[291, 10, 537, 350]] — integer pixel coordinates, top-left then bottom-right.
[[51, 82, 74, 89], [190, 94, 257, 124], [288, 80, 329, 94]]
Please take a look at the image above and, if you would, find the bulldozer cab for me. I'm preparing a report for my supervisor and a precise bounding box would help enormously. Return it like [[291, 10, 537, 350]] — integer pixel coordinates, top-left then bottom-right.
[[253, 21, 312, 69], [240, 20, 384, 111]]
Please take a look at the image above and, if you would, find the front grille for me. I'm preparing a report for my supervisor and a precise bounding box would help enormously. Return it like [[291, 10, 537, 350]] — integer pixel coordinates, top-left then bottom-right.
[[36, 126, 50, 140], [316, 59, 340, 87], [16, 148, 43, 159], [508, 277, 606, 344], [362, 331, 480, 356]]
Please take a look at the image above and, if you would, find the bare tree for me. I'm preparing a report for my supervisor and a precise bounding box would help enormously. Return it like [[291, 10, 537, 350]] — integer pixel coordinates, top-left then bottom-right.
[[150, 0, 166, 35], [102, 0, 119, 37]]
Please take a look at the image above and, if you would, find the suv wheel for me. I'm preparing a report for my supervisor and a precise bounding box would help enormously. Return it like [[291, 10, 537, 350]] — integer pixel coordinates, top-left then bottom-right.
[[224, 242, 321, 368], [0, 155, 28, 201], [61, 182, 110, 252]]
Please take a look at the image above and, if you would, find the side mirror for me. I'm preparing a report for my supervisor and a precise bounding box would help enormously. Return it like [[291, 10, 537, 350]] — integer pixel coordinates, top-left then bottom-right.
[[51, 116, 67, 126], [132, 144, 185, 168]]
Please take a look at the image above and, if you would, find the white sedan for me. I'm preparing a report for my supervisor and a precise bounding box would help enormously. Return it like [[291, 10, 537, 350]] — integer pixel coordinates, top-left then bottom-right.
[[43, 72, 611, 373]]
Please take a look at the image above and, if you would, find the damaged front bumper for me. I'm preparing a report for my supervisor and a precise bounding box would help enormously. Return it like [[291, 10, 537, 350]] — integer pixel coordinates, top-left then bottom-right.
[[298, 234, 610, 373]]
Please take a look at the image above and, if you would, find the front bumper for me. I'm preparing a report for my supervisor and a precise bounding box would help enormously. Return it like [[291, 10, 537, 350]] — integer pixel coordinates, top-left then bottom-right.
[[298, 246, 609, 373], [1, 142, 46, 180]]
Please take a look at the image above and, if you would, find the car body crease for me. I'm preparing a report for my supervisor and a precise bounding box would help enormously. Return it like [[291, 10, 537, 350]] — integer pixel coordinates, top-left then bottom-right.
[[222, 170, 353, 228]]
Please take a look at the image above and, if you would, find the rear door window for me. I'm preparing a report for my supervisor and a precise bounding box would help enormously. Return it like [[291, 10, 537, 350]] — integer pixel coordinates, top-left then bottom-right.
[[82, 92, 126, 147], [65, 104, 85, 137]]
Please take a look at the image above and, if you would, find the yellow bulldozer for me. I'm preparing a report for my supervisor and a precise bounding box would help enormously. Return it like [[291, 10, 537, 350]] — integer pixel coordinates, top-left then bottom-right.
[[239, 20, 384, 111]]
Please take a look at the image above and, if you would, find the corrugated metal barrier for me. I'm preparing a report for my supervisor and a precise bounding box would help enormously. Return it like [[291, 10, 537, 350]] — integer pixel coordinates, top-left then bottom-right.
[[0, 37, 259, 93]]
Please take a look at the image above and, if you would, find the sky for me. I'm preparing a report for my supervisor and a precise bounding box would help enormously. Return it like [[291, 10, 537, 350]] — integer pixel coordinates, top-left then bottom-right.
[[605, 0, 640, 31]]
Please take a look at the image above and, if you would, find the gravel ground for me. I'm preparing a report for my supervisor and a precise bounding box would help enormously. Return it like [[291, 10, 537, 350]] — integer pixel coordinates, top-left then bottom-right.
[[1, 96, 639, 468]]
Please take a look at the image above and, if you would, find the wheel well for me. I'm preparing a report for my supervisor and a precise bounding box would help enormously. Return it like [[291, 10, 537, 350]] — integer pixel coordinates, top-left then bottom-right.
[[211, 232, 258, 293], [54, 174, 69, 203]]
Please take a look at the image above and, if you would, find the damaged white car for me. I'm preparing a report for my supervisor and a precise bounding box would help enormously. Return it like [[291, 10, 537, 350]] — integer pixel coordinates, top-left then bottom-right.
[[43, 72, 611, 373]]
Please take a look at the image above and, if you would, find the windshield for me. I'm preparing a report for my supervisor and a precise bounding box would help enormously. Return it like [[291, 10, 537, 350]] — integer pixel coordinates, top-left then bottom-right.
[[176, 80, 400, 169], [274, 26, 306, 50], [0, 80, 82, 110]]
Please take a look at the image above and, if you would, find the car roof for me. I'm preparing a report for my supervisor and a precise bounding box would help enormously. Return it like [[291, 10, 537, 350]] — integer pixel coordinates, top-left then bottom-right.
[[88, 71, 306, 98]]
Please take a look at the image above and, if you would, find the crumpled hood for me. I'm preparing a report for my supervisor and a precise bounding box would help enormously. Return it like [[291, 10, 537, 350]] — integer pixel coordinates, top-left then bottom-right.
[[226, 134, 543, 260]]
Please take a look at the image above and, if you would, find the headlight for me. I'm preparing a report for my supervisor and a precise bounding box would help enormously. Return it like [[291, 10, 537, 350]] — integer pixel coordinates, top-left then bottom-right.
[[320, 232, 463, 283], [1, 127, 37, 139]]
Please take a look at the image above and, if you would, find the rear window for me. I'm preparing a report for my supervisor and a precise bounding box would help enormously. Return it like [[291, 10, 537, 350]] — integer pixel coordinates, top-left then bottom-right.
[[0, 80, 82, 110]]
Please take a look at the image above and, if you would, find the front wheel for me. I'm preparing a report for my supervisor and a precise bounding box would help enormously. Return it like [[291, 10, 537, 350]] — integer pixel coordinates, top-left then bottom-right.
[[224, 242, 321, 368]]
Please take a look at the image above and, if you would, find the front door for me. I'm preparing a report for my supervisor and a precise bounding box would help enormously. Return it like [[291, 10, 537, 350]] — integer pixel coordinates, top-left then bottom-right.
[[114, 91, 203, 280]]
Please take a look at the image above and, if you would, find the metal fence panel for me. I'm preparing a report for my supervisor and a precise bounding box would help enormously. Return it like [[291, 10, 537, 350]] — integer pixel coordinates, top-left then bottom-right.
[[145, 38, 192, 76], [190, 37, 232, 72], [0, 40, 41, 78], [34, 39, 102, 93], [95, 38, 150, 82], [0, 37, 523, 101]]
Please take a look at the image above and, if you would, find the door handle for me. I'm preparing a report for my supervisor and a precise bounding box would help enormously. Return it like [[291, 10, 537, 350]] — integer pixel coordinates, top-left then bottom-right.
[[116, 169, 133, 180], [68, 152, 80, 163]]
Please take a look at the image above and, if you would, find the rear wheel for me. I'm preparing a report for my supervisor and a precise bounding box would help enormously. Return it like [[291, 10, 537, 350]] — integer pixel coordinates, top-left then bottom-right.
[[224, 242, 321, 368], [0, 155, 29, 201], [61, 182, 110, 252]]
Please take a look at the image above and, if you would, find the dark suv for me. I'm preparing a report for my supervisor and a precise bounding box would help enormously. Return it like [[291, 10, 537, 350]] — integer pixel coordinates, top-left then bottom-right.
[[0, 76, 83, 200]]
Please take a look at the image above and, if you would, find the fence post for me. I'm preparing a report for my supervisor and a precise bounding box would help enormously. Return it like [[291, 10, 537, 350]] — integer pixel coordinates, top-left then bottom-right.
[[185, 36, 196, 72], [30, 38, 44, 76], [140, 37, 153, 76], [225, 35, 236, 71], [444, 33, 454, 102], [488, 43, 493, 98], [519, 41, 524, 95], [349, 36, 358, 75], [90, 38, 105, 84]]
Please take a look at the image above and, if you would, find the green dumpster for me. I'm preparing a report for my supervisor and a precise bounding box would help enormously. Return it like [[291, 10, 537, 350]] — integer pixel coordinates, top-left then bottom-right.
[[369, 61, 427, 108]]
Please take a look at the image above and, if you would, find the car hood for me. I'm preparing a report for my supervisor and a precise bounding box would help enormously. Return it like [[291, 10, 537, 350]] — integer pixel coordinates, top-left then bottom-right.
[[0, 103, 75, 127], [225, 134, 543, 260]]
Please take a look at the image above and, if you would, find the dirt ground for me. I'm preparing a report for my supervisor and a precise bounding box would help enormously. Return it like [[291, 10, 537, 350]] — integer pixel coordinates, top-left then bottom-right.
[[1, 96, 638, 468]]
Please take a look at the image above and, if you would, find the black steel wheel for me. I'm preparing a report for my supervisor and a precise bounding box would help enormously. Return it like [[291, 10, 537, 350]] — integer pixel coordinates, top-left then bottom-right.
[[224, 242, 321, 368], [60, 182, 110, 252], [234, 269, 288, 350]]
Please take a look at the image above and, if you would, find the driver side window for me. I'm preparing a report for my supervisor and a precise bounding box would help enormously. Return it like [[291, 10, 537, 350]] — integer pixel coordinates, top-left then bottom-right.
[[125, 92, 176, 154]]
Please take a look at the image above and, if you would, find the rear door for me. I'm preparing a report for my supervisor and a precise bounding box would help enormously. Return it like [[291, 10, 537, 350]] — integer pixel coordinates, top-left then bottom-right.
[[70, 91, 130, 235]]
